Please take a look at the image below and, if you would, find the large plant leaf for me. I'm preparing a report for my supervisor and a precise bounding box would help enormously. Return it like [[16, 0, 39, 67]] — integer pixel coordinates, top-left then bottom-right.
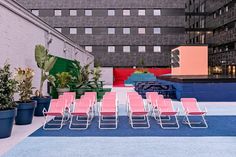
[[44, 57, 57, 72], [35, 45, 47, 68], [47, 75, 56, 87]]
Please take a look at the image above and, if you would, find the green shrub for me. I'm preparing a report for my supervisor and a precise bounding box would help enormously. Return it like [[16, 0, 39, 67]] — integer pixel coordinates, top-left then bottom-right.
[[0, 63, 17, 110], [15, 68, 34, 102]]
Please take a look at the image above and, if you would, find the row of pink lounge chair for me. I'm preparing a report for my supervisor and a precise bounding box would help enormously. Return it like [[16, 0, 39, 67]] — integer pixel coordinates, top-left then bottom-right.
[[42, 91, 208, 130]]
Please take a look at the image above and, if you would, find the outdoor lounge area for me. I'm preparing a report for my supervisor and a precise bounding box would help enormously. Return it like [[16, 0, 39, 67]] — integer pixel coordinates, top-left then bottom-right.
[[1, 0, 236, 157]]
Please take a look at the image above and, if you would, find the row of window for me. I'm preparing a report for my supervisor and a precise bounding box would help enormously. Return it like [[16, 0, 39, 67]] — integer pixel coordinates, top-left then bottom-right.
[[55, 27, 161, 35], [84, 46, 161, 53], [213, 2, 235, 19], [31, 9, 161, 17]]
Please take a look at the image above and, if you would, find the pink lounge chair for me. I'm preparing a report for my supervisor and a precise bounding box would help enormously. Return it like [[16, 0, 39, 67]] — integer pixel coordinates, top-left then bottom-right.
[[127, 97, 150, 129], [84, 92, 97, 114], [181, 98, 208, 128], [99, 98, 118, 129], [43, 99, 67, 130], [157, 99, 179, 129], [69, 99, 93, 130]]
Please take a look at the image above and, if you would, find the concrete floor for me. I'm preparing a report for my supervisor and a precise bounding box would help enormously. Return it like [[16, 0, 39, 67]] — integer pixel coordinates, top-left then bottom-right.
[[1, 87, 236, 157]]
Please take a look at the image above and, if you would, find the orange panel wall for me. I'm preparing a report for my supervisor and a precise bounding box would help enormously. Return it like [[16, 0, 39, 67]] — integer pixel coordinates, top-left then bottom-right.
[[171, 46, 208, 75]]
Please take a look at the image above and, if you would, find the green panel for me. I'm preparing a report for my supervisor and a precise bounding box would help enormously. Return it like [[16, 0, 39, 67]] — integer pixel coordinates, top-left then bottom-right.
[[49, 56, 76, 98]]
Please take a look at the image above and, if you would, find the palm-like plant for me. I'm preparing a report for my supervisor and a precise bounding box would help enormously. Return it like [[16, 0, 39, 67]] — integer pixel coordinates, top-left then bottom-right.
[[34, 45, 57, 97]]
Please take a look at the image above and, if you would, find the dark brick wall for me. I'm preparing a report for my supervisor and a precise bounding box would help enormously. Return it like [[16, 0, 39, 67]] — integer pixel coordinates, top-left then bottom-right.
[[16, 0, 186, 67]]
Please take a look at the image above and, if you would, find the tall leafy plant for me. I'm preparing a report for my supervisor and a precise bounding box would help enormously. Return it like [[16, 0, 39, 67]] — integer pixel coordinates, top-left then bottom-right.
[[15, 68, 34, 102], [55, 72, 72, 88], [35, 45, 57, 97], [91, 66, 102, 88], [70, 60, 91, 88], [0, 63, 17, 110]]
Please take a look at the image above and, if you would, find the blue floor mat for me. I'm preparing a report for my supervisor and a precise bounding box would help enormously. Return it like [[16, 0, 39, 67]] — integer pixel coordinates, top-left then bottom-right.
[[30, 116, 236, 137]]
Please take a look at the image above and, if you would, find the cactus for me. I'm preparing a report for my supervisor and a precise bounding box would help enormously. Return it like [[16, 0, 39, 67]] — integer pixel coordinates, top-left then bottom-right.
[[35, 45, 57, 97]]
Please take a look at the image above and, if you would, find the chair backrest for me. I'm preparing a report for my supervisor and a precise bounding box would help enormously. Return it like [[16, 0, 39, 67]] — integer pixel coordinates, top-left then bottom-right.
[[160, 99, 174, 111], [59, 95, 72, 108], [84, 92, 97, 103], [181, 98, 200, 112], [75, 98, 91, 108], [129, 97, 144, 107], [49, 99, 65, 112], [101, 99, 116, 107]]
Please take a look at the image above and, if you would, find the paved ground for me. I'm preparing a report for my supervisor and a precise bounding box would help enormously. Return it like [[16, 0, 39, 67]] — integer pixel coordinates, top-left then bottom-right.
[[1, 87, 236, 157]]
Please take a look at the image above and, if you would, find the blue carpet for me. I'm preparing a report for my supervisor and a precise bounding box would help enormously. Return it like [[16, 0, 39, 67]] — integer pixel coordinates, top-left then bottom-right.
[[30, 116, 236, 137]]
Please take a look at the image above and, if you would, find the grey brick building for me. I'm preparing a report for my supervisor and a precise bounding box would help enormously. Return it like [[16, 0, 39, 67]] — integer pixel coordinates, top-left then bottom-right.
[[15, 0, 185, 67], [185, 0, 236, 75]]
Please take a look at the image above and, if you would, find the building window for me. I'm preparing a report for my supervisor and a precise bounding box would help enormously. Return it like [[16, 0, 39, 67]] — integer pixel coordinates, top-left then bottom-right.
[[138, 28, 146, 34], [213, 13, 217, 18], [54, 10, 62, 16], [70, 10, 77, 16], [123, 46, 130, 53], [108, 46, 115, 53], [123, 28, 130, 34], [31, 10, 39, 16], [123, 9, 130, 16], [138, 10, 145, 16], [153, 28, 161, 34], [55, 27, 62, 33], [108, 28, 115, 34], [108, 10, 115, 16], [153, 9, 161, 16], [85, 10, 92, 16], [219, 9, 222, 15], [85, 28, 92, 34], [153, 46, 161, 52], [70, 28, 77, 34], [138, 46, 146, 52], [225, 6, 229, 12], [85, 46, 92, 52]]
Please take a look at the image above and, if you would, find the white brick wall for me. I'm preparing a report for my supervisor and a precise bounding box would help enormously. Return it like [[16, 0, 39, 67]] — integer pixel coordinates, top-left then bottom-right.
[[0, 1, 94, 95]]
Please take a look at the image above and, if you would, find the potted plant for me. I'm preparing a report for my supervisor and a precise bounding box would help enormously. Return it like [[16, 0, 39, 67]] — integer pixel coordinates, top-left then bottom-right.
[[0, 63, 17, 138], [90, 66, 102, 88], [55, 72, 72, 95], [14, 68, 37, 125], [32, 45, 57, 116]]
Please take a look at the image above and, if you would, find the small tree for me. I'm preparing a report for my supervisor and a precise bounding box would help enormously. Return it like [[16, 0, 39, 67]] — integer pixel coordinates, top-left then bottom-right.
[[0, 63, 17, 110], [15, 68, 34, 102], [34, 45, 57, 97]]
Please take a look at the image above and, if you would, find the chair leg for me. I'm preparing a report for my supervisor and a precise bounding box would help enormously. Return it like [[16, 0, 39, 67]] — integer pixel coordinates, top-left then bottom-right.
[[43, 115, 64, 130], [159, 114, 179, 129], [182, 115, 208, 128]]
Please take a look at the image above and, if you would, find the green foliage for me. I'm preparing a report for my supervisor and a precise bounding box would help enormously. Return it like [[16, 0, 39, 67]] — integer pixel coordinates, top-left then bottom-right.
[[70, 60, 91, 88], [0, 63, 17, 110], [34, 45, 57, 96], [90, 66, 102, 88], [15, 68, 35, 102], [55, 72, 72, 88]]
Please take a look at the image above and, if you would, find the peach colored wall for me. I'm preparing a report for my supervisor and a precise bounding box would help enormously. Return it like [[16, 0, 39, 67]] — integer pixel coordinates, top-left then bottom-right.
[[171, 46, 208, 75]]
